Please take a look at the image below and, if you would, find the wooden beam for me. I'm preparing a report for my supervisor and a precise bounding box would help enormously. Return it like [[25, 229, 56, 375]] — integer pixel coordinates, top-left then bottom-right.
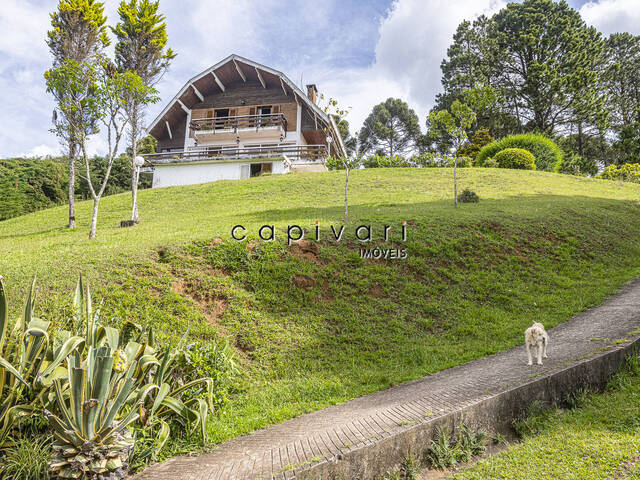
[[211, 71, 225, 92], [177, 99, 190, 114], [256, 67, 266, 89], [233, 59, 246, 82], [165, 121, 172, 139], [191, 84, 204, 102], [280, 77, 287, 96]]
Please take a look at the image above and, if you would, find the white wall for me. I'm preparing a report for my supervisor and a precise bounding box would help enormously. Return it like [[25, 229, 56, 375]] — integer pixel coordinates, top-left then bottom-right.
[[152, 160, 286, 188]]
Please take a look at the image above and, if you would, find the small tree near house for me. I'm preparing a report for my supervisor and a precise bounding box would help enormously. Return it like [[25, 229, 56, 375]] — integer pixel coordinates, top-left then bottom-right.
[[46, 57, 157, 239], [428, 100, 476, 208], [46, 0, 109, 229]]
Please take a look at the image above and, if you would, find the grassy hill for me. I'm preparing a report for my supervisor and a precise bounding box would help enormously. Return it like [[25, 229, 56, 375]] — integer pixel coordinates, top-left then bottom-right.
[[2, 167, 640, 457]]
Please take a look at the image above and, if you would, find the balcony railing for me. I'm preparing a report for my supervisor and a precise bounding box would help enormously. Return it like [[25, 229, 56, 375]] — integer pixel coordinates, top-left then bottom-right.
[[143, 144, 328, 164], [190, 113, 287, 135]]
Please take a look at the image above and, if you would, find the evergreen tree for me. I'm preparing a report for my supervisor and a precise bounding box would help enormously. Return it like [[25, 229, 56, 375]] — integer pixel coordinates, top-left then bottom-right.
[[603, 33, 640, 164], [112, 0, 175, 223], [493, 0, 606, 134], [359, 98, 420, 158]]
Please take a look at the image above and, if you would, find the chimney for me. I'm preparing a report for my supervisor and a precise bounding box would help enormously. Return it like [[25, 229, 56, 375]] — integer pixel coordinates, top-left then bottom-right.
[[306, 84, 318, 104]]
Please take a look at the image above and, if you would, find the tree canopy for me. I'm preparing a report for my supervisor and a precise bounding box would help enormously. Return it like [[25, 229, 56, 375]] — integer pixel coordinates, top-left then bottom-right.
[[359, 98, 421, 158]]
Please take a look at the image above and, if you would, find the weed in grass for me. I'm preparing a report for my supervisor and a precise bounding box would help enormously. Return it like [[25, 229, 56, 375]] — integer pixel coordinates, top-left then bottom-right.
[[457, 424, 487, 459], [0, 435, 51, 480], [379, 451, 421, 480], [399, 451, 420, 480], [427, 426, 458, 469], [427, 424, 487, 469], [490, 432, 507, 446], [512, 400, 554, 438], [564, 387, 590, 410]]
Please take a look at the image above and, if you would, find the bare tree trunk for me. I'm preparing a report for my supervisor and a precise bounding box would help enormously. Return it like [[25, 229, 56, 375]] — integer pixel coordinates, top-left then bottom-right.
[[68, 141, 76, 229], [130, 106, 140, 222], [577, 122, 584, 157], [454, 154, 458, 208], [89, 198, 99, 239], [344, 165, 349, 218]]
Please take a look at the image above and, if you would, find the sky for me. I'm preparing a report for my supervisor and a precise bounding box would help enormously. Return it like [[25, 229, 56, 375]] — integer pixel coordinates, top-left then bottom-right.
[[1, 0, 639, 158]]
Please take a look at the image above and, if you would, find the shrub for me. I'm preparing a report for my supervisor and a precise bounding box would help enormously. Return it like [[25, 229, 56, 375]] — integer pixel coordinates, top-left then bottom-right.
[[458, 128, 495, 160], [412, 153, 472, 168], [362, 154, 411, 168], [457, 189, 480, 203], [600, 163, 640, 183], [493, 148, 536, 170], [477, 133, 563, 171]]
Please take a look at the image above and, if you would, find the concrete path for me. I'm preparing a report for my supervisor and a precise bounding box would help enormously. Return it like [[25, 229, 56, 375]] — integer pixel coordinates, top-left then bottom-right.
[[134, 279, 640, 480]]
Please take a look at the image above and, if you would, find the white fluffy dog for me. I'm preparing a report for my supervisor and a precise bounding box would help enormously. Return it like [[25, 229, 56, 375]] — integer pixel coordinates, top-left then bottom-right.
[[525, 322, 549, 366]]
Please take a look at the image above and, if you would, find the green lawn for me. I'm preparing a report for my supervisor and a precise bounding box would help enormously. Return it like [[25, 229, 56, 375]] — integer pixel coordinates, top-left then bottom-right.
[[2, 167, 640, 458], [452, 356, 640, 480]]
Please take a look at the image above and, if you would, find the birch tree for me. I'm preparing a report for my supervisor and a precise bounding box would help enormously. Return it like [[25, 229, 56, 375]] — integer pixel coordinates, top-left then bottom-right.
[[113, 0, 175, 223], [46, 58, 156, 239], [46, 0, 109, 229]]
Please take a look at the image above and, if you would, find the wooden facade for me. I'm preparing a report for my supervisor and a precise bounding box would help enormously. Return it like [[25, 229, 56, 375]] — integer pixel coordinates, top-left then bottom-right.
[[147, 55, 345, 158]]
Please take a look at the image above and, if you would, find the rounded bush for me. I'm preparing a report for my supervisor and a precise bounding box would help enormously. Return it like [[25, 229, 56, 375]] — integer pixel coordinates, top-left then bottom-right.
[[476, 134, 563, 171], [493, 148, 536, 170]]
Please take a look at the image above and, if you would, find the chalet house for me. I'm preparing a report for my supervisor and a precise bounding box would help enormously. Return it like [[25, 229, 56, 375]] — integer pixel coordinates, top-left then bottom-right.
[[144, 54, 346, 188]]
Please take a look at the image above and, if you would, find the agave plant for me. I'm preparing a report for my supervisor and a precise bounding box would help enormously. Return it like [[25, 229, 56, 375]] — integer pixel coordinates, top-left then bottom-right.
[[46, 347, 157, 479], [0, 277, 84, 449], [66, 278, 216, 463]]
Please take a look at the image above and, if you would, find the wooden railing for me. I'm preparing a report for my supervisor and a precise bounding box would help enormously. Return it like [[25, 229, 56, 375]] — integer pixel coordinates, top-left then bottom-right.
[[143, 144, 328, 164], [190, 113, 287, 135]]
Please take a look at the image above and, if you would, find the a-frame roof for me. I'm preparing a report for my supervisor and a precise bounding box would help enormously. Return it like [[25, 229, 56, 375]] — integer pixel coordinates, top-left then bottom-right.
[[146, 54, 346, 157]]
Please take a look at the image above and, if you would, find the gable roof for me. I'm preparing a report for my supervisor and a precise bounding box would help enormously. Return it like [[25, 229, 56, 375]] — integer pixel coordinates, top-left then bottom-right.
[[146, 54, 346, 157]]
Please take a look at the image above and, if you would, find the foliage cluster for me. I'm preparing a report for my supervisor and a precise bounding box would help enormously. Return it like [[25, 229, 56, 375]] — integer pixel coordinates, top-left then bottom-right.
[[493, 148, 537, 170], [457, 189, 480, 203], [599, 163, 640, 183], [0, 155, 152, 222], [0, 159, 68, 221], [477, 134, 562, 170], [427, 425, 487, 469]]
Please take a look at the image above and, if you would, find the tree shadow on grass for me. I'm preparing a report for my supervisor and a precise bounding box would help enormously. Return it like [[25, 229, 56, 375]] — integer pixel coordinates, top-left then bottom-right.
[[239, 194, 639, 227]]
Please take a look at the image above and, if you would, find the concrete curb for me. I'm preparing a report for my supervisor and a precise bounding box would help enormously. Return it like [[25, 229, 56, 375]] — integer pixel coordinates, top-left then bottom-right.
[[298, 337, 640, 480]]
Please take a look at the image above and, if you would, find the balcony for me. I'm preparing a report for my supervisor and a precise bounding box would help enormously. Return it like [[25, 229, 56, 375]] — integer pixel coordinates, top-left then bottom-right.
[[190, 113, 287, 142], [144, 144, 328, 165]]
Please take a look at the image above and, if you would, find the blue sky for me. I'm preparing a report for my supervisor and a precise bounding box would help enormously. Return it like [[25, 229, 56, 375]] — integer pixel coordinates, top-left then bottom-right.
[[0, 0, 637, 157]]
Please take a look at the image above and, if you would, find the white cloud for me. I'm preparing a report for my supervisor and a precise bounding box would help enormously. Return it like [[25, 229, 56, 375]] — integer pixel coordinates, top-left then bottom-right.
[[0, 0, 49, 62], [580, 0, 640, 35], [306, 0, 507, 134], [19, 144, 60, 158]]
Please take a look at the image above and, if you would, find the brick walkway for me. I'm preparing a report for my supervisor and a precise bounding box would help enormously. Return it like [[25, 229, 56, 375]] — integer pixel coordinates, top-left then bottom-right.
[[134, 279, 640, 480]]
